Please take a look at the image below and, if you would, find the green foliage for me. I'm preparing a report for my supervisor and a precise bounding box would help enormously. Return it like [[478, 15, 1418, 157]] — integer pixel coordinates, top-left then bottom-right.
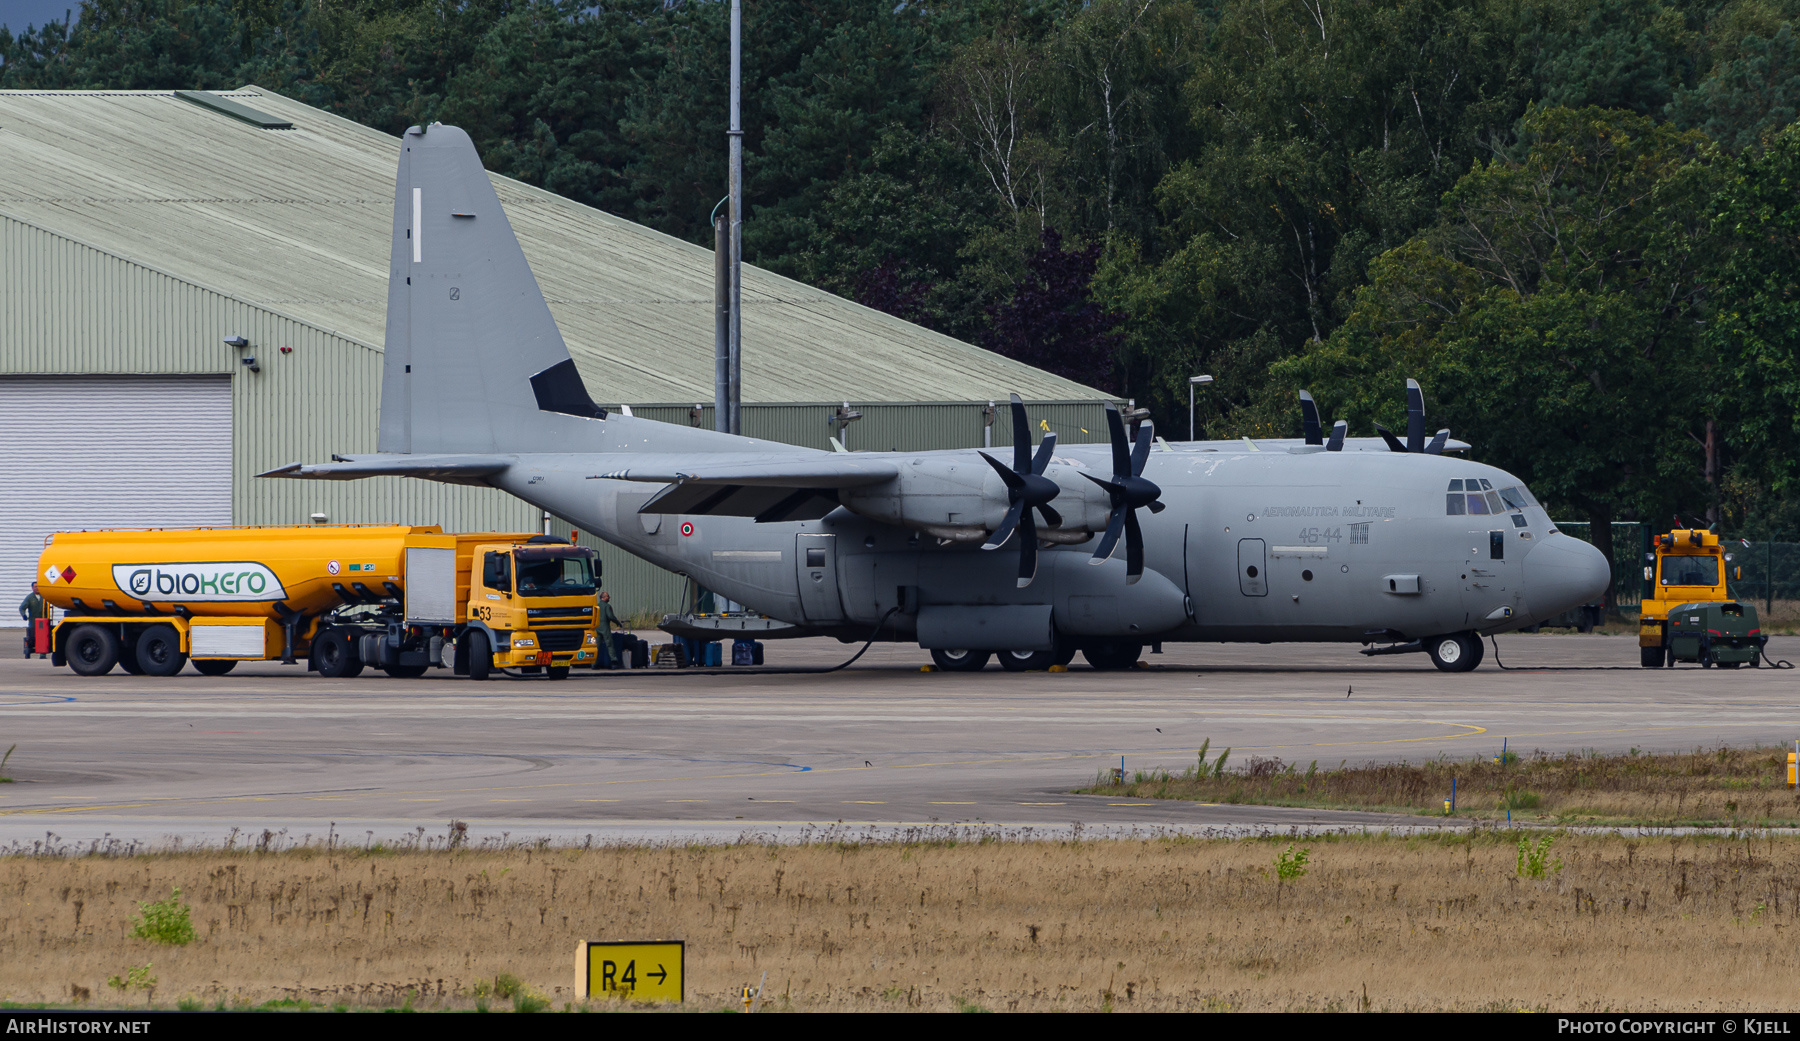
[[10, 0, 1800, 504], [491, 973, 523, 1000], [106, 964, 155, 993], [1516, 834, 1564, 877], [129, 888, 196, 946], [0, 744, 13, 782], [1274, 844, 1311, 884]]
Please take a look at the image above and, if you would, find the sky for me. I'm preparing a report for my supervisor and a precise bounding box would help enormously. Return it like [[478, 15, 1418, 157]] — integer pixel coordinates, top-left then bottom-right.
[[0, 1, 78, 34]]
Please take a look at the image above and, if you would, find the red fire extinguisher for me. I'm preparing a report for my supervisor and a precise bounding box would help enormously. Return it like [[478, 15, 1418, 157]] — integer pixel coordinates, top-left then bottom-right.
[[31, 618, 51, 656]]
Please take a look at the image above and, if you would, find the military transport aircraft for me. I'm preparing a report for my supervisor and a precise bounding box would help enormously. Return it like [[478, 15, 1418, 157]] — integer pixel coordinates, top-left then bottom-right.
[[265, 124, 1612, 673]]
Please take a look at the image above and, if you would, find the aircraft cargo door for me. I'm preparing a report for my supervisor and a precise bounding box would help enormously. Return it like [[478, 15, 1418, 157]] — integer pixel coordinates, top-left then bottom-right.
[[1238, 539, 1268, 596], [795, 533, 845, 623]]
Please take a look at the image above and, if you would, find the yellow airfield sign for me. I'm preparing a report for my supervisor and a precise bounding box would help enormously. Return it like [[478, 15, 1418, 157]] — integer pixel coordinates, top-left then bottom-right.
[[577, 940, 684, 1003]]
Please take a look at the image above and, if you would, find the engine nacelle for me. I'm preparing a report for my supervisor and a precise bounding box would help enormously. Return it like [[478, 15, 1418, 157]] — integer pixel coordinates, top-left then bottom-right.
[[839, 455, 1112, 542]]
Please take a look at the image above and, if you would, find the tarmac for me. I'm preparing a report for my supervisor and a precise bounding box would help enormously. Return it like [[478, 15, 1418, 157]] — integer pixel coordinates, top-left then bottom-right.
[[0, 632, 1795, 850]]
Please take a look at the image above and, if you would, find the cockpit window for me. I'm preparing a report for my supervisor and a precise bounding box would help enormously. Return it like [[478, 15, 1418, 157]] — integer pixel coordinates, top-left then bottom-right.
[[513, 547, 598, 598], [1447, 479, 1464, 491], [1446, 480, 1543, 517], [1661, 556, 1719, 587], [1446, 492, 1466, 515], [1498, 487, 1528, 511]]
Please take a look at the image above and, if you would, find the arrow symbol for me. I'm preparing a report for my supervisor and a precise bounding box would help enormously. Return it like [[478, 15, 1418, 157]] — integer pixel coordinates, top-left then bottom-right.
[[648, 965, 667, 984]]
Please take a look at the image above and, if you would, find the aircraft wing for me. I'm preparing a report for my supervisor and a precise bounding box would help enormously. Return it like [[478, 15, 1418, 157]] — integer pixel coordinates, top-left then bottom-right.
[[258, 454, 514, 485], [591, 454, 900, 523]]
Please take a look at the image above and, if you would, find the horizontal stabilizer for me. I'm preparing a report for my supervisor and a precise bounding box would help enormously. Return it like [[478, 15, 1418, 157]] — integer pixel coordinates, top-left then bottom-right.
[[258, 454, 513, 484]]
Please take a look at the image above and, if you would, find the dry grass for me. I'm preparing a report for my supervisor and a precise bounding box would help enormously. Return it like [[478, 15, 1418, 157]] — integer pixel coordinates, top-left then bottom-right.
[[5, 833, 1800, 1011], [1090, 745, 1800, 827]]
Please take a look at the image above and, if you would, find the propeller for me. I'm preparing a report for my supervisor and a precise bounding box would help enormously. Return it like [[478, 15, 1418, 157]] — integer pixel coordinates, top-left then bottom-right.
[[1298, 390, 1324, 446], [1085, 402, 1166, 584], [979, 393, 1062, 588], [1372, 378, 1451, 453]]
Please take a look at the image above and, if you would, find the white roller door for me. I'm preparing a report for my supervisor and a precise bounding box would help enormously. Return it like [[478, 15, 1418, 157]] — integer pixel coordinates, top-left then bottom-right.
[[0, 377, 232, 627]]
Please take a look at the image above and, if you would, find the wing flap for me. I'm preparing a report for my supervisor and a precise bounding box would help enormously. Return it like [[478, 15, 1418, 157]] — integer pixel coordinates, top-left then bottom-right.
[[258, 454, 513, 483]]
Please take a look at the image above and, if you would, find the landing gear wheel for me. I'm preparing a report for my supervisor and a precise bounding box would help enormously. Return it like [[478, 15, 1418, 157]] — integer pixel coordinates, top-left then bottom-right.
[[135, 624, 187, 677], [1641, 646, 1666, 668], [192, 659, 237, 676], [312, 629, 364, 679], [930, 648, 990, 672], [66, 624, 120, 677], [382, 664, 429, 678], [997, 649, 1056, 672], [1083, 640, 1144, 671], [1426, 632, 1481, 673], [547, 666, 571, 680], [467, 631, 493, 681]]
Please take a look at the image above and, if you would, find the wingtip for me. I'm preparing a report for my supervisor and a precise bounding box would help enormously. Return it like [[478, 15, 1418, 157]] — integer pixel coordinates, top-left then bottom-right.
[[256, 462, 303, 478]]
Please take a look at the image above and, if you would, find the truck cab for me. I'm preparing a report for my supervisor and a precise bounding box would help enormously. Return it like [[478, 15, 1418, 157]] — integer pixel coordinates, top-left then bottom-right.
[[455, 538, 600, 678], [1638, 529, 1761, 668]]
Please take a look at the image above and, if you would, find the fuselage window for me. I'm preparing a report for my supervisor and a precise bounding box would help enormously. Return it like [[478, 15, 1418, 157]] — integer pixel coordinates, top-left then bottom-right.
[[1511, 514, 1528, 528]]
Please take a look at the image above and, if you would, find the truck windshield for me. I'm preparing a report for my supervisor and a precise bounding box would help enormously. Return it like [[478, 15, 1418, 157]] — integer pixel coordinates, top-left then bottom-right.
[[1662, 556, 1719, 587], [513, 548, 596, 598]]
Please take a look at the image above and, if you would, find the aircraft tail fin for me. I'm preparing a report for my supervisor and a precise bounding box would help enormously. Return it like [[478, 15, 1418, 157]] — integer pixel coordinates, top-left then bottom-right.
[[378, 123, 606, 455]]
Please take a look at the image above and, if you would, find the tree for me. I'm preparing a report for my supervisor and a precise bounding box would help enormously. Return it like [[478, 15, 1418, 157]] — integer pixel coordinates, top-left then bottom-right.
[[986, 227, 1124, 390]]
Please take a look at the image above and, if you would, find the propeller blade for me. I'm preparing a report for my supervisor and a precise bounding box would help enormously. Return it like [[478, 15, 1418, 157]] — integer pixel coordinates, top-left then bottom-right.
[[1130, 421, 1153, 476], [1426, 428, 1449, 454], [984, 499, 1025, 550], [1081, 471, 1125, 499], [1031, 432, 1057, 475], [1090, 506, 1127, 564], [1326, 420, 1346, 452], [1406, 378, 1425, 453], [978, 450, 1024, 489], [1104, 402, 1131, 477], [1125, 508, 1144, 584], [1010, 393, 1031, 474], [1299, 390, 1323, 445], [1016, 507, 1038, 588], [1036, 503, 1064, 528], [1373, 422, 1408, 453]]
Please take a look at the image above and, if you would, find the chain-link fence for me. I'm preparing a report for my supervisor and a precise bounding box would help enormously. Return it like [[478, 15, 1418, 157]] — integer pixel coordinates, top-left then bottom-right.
[[1554, 521, 1800, 619]]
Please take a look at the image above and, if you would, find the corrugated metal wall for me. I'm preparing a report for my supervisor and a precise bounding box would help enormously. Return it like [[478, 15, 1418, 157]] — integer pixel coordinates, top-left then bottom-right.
[[0, 213, 539, 538], [2, 213, 1121, 620]]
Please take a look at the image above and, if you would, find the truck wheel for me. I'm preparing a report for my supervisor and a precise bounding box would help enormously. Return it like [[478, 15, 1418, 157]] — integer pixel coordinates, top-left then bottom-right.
[[192, 659, 237, 676], [930, 648, 990, 672], [997, 649, 1055, 672], [547, 666, 571, 680], [135, 625, 187, 677], [467, 631, 492, 681], [1083, 641, 1144, 671], [66, 625, 120, 677], [382, 664, 429, 679], [1426, 633, 1480, 673], [1640, 646, 1665, 668], [313, 630, 363, 679]]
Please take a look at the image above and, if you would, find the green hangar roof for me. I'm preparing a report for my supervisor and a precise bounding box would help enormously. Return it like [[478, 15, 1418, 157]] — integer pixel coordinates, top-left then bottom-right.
[[0, 86, 1106, 404]]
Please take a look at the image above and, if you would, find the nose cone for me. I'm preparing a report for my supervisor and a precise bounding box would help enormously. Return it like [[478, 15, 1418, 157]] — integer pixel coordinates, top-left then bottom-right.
[[1524, 533, 1612, 617]]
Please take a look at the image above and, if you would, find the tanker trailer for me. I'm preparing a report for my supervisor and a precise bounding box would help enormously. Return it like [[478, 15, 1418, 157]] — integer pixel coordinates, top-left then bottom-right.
[[34, 526, 600, 679]]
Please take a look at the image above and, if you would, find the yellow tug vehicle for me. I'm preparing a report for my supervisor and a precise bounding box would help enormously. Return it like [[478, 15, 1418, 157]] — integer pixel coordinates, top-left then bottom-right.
[[1637, 528, 1764, 668], [34, 526, 600, 679]]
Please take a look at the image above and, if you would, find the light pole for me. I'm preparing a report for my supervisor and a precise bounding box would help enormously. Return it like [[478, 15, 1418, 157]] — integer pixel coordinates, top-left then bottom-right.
[[1188, 374, 1213, 441]]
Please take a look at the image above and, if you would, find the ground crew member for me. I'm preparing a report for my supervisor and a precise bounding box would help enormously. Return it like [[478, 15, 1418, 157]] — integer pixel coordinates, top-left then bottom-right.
[[595, 590, 624, 668], [18, 583, 48, 659]]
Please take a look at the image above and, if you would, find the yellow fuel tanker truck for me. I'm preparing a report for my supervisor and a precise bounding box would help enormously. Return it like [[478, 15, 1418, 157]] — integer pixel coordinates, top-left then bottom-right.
[[33, 526, 601, 680]]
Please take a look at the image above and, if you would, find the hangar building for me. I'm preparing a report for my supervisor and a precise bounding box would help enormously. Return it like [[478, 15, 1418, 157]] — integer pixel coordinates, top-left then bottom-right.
[[0, 87, 1110, 623]]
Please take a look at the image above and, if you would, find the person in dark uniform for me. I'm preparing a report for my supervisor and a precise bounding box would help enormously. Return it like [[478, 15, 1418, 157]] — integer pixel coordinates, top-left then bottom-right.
[[594, 590, 624, 668], [18, 583, 48, 659]]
